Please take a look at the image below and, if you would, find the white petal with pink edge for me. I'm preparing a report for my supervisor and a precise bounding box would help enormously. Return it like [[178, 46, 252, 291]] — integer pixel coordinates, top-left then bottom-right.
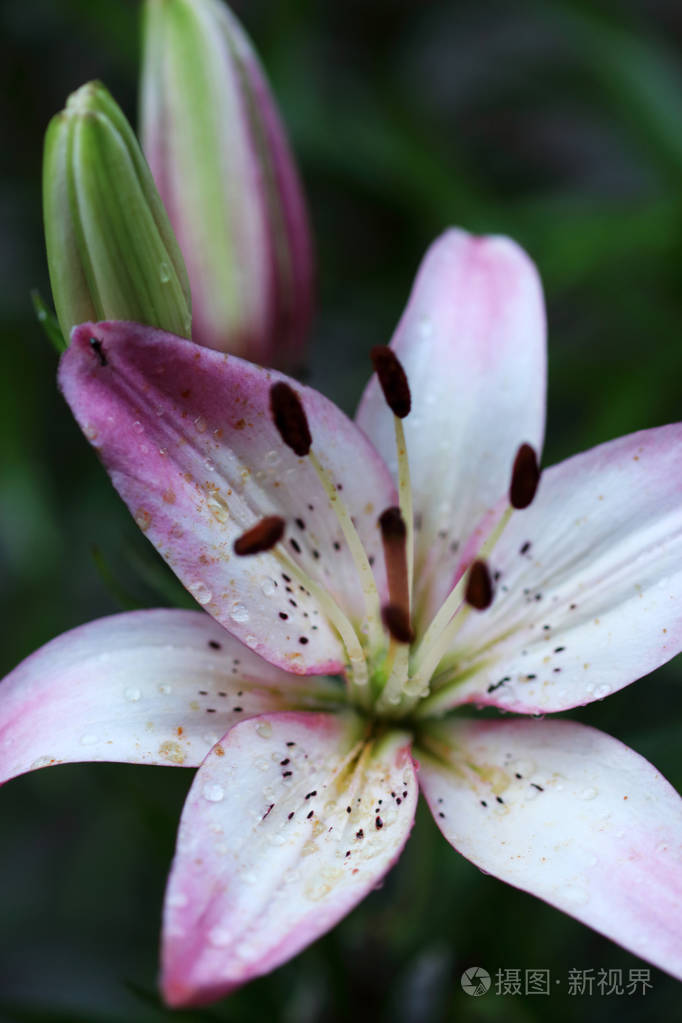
[[355, 229, 546, 626], [161, 711, 417, 1007], [418, 718, 682, 980], [423, 425, 682, 716], [59, 323, 397, 676], [0, 609, 341, 784]]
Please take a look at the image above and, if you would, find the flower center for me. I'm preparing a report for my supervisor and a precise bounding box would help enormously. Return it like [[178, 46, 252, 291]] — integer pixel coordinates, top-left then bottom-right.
[[238, 361, 539, 722]]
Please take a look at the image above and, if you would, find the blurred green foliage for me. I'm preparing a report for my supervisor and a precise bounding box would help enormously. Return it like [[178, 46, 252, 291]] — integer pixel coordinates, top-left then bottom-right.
[[1, 0, 682, 1020]]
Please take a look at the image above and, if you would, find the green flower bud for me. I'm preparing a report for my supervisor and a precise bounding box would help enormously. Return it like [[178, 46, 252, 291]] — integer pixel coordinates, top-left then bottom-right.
[[43, 81, 192, 343], [141, 0, 313, 369]]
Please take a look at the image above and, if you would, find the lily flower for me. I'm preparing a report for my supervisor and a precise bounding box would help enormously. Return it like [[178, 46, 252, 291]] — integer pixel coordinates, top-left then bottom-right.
[[3, 229, 682, 1006]]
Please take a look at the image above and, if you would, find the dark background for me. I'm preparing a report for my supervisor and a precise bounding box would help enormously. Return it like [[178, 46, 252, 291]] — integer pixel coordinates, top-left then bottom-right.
[[1, 0, 682, 1020]]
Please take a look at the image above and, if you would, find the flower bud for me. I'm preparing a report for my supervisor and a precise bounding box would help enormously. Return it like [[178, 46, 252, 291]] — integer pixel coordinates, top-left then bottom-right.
[[43, 81, 192, 344], [140, 0, 313, 369]]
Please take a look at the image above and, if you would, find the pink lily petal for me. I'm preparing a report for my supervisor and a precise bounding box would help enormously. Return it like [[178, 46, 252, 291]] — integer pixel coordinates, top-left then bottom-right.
[[424, 425, 682, 716], [59, 322, 396, 676], [418, 718, 682, 980], [355, 229, 546, 626], [0, 610, 340, 785], [161, 711, 417, 1006]]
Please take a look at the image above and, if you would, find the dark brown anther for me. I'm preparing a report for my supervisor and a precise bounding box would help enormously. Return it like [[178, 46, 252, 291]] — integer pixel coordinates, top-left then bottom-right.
[[89, 337, 107, 366], [510, 443, 540, 509], [465, 559, 493, 611], [378, 506, 406, 543], [370, 346, 411, 418], [382, 604, 414, 644], [269, 382, 311, 456], [234, 516, 286, 556]]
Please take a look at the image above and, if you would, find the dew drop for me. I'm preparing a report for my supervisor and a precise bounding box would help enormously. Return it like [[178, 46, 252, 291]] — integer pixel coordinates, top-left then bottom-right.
[[159, 261, 171, 283], [167, 891, 188, 909], [578, 786, 598, 801], [206, 495, 229, 523], [194, 416, 207, 433], [270, 834, 286, 847], [80, 733, 99, 746], [418, 316, 433, 339], [124, 686, 141, 702], [203, 784, 225, 803], [265, 450, 280, 467], [204, 457, 216, 472], [593, 683, 611, 700], [230, 602, 250, 623], [31, 755, 54, 770], [189, 581, 212, 605], [306, 882, 332, 902], [132, 420, 144, 434], [208, 927, 232, 947], [135, 508, 152, 531], [84, 424, 98, 441], [256, 721, 273, 739], [260, 578, 276, 596], [560, 884, 589, 906]]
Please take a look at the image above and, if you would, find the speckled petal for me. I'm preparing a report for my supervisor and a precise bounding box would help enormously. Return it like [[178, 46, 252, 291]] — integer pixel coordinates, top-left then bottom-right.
[[423, 425, 682, 716], [161, 711, 417, 1007], [355, 229, 546, 627], [417, 718, 682, 981], [0, 610, 340, 784], [59, 322, 396, 676]]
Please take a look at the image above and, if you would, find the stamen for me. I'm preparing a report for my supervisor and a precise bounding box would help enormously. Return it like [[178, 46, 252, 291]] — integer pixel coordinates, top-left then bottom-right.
[[370, 348, 415, 602], [234, 516, 285, 555], [370, 346, 411, 418], [381, 604, 414, 645], [464, 559, 493, 610], [272, 546, 371, 700], [270, 382, 311, 456], [268, 382, 384, 652], [510, 443, 540, 509], [379, 507, 410, 629], [308, 451, 383, 651]]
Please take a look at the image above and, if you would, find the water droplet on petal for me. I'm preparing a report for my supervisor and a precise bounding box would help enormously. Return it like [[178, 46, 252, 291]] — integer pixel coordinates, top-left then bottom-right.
[[256, 722, 273, 739], [132, 420, 144, 434], [578, 786, 598, 801], [124, 686, 141, 702], [189, 581, 212, 605], [203, 784, 225, 803], [260, 578, 276, 596], [80, 733, 99, 746], [194, 416, 207, 434], [560, 884, 589, 906], [593, 683, 611, 700], [159, 261, 171, 283], [31, 755, 54, 770], [167, 891, 188, 909], [208, 927, 232, 947], [230, 602, 249, 623]]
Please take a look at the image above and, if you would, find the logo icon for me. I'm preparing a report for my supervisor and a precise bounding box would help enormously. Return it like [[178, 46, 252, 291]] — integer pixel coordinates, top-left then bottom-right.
[[461, 966, 491, 997]]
